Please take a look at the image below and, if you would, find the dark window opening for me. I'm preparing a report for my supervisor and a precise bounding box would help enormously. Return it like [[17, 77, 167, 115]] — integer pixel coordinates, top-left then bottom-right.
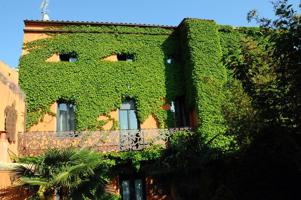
[[59, 52, 78, 62], [171, 96, 189, 127], [117, 54, 134, 62], [57, 101, 76, 132]]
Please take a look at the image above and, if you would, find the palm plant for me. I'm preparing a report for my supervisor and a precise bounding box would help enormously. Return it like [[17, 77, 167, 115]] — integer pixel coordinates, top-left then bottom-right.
[[13, 148, 116, 200]]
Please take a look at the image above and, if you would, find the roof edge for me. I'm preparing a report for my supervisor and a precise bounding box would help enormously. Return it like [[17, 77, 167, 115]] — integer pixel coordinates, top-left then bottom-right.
[[24, 19, 177, 29]]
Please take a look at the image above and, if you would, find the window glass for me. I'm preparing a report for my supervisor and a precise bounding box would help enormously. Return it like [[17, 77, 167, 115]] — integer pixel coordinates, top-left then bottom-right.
[[57, 102, 75, 131], [120, 178, 144, 200], [69, 57, 77, 62], [121, 180, 130, 200], [135, 179, 143, 200], [119, 100, 138, 130], [170, 101, 175, 113], [119, 110, 129, 130], [129, 110, 138, 130], [166, 58, 173, 64], [58, 109, 67, 131]]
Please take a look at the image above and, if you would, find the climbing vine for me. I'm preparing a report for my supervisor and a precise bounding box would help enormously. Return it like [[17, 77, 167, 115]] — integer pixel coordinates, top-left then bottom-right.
[[19, 19, 267, 152], [177, 19, 236, 150], [19, 25, 182, 130]]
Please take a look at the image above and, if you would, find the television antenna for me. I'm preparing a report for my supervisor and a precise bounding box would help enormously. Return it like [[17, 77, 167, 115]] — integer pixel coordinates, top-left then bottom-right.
[[40, 0, 50, 21]]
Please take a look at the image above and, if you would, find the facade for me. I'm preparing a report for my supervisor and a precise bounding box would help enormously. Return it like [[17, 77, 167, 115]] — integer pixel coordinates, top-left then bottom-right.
[[19, 19, 201, 156], [19, 20, 197, 199], [0, 61, 25, 189], [1, 17, 249, 199]]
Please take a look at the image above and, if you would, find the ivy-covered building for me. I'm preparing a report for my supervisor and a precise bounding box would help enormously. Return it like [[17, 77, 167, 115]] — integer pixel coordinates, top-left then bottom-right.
[[18, 18, 259, 199]]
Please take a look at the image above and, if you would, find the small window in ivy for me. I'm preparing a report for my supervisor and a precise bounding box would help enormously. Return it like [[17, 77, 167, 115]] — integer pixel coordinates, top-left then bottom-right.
[[166, 56, 174, 64], [59, 52, 78, 62], [117, 54, 134, 62], [57, 101, 75, 132]]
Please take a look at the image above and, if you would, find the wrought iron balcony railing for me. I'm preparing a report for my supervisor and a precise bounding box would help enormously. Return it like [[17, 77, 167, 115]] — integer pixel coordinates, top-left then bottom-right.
[[18, 128, 191, 156]]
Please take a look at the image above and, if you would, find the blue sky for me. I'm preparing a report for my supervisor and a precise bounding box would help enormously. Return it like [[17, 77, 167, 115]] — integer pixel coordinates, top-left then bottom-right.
[[0, 0, 300, 67]]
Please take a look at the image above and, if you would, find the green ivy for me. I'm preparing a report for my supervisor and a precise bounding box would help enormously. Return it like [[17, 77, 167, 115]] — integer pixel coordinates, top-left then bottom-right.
[[19, 19, 265, 152], [19, 25, 182, 130], [178, 19, 235, 150]]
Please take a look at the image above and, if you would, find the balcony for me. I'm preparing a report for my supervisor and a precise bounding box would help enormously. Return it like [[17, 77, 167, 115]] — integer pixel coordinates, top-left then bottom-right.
[[18, 128, 191, 156]]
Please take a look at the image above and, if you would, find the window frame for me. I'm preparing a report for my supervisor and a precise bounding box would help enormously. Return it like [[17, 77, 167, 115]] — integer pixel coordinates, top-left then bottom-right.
[[56, 101, 76, 132], [119, 175, 146, 200], [119, 100, 139, 130]]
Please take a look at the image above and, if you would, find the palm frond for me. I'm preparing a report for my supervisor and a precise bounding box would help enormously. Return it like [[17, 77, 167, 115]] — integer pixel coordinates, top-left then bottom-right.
[[20, 177, 49, 186]]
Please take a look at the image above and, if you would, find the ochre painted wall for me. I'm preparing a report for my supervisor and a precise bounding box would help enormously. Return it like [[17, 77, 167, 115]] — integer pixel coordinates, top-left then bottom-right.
[[0, 61, 25, 160], [0, 171, 12, 190], [0, 61, 25, 189], [29, 103, 57, 132], [102, 54, 118, 62], [46, 53, 60, 62], [22, 23, 54, 55]]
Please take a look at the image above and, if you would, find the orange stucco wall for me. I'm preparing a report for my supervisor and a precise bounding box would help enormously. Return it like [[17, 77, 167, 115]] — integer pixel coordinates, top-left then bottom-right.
[[0, 61, 25, 160], [23, 32, 50, 44], [102, 54, 118, 62], [46, 54, 60, 62], [29, 103, 57, 132], [98, 110, 119, 130], [0, 61, 25, 189], [140, 114, 159, 129], [22, 23, 53, 55], [22, 22, 57, 43], [0, 171, 13, 190]]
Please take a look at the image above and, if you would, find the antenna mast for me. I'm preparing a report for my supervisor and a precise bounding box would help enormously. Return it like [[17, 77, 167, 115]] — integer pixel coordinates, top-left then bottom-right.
[[41, 0, 50, 21]]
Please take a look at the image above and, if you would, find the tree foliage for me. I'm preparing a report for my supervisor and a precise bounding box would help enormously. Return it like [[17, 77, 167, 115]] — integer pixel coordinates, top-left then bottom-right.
[[14, 148, 116, 200], [247, 0, 301, 131]]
